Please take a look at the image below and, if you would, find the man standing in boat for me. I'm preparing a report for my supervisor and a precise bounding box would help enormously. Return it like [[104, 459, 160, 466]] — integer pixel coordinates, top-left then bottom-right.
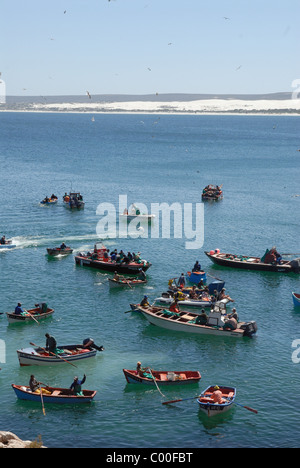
[[45, 333, 57, 354]]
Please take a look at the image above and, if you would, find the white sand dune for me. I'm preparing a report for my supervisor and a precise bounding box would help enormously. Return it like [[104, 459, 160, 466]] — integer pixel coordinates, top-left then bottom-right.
[[1, 94, 300, 114], [29, 98, 300, 114]]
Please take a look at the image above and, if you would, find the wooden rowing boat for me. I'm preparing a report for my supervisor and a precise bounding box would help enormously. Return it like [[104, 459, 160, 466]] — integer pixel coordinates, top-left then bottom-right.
[[47, 247, 73, 256], [17, 344, 97, 366], [205, 250, 297, 273], [134, 305, 257, 338], [75, 244, 151, 274], [123, 369, 201, 385], [292, 292, 300, 307], [12, 385, 97, 404], [7, 307, 54, 324], [197, 385, 236, 417], [108, 278, 147, 288]]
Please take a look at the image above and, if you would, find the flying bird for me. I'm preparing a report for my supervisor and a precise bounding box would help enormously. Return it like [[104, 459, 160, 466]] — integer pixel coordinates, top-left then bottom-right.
[[86, 91, 91, 99]]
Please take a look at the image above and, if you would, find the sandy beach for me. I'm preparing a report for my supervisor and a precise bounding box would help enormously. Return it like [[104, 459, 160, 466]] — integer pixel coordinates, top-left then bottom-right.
[[0, 94, 299, 114]]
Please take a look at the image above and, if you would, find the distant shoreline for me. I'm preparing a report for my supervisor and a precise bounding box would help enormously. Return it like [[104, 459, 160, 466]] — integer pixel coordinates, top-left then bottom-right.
[[0, 93, 299, 115]]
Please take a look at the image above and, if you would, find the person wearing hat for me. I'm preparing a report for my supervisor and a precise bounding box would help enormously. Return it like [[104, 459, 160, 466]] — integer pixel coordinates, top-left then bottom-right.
[[14, 303, 25, 315], [140, 295, 150, 307], [70, 374, 86, 396], [211, 386, 225, 404]]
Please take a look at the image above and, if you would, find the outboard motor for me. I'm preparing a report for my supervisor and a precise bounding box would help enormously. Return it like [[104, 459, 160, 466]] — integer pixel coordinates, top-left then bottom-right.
[[83, 338, 104, 351], [289, 258, 300, 273], [239, 321, 258, 337]]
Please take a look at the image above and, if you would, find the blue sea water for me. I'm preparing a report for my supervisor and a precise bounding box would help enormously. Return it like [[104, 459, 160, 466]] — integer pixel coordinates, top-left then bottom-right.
[[0, 112, 299, 448]]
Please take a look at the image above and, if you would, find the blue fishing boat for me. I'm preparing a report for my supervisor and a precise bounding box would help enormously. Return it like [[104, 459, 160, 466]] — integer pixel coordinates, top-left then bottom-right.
[[197, 385, 236, 417], [292, 292, 300, 307], [12, 385, 96, 404]]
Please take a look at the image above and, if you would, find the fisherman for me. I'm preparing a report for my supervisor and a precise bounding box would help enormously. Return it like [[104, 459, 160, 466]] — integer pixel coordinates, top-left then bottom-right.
[[178, 273, 186, 288], [29, 375, 40, 392], [45, 333, 57, 354], [70, 374, 86, 396], [196, 309, 208, 325], [15, 303, 24, 315], [140, 295, 150, 307], [169, 300, 180, 313], [211, 386, 225, 404], [192, 261, 201, 272], [137, 268, 146, 281]]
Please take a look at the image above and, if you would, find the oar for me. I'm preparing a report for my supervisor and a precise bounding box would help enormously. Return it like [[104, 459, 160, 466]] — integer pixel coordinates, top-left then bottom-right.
[[24, 309, 40, 325], [234, 402, 258, 414], [281, 253, 300, 256], [29, 342, 77, 368], [162, 395, 199, 405], [39, 383, 46, 416], [149, 369, 166, 398]]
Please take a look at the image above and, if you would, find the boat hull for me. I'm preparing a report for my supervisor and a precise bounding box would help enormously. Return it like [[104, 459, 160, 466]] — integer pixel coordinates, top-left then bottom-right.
[[137, 306, 255, 338], [205, 251, 293, 273], [123, 369, 201, 385], [17, 345, 97, 366], [47, 248, 73, 256], [197, 385, 236, 417], [75, 256, 151, 274], [292, 292, 300, 307], [108, 278, 147, 288], [12, 385, 96, 404]]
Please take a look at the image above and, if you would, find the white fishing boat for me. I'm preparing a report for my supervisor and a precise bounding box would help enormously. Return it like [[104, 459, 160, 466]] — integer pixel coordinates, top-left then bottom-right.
[[17, 344, 97, 366], [134, 305, 257, 338]]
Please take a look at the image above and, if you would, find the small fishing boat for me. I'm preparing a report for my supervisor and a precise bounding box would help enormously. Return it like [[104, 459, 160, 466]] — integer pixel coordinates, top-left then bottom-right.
[[75, 244, 151, 274], [40, 196, 58, 205], [47, 247, 73, 256], [134, 304, 257, 338], [108, 278, 147, 288], [12, 385, 97, 404], [292, 292, 300, 307], [0, 239, 16, 249], [7, 307, 54, 324], [202, 185, 223, 201], [120, 206, 155, 223], [17, 344, 97, 366], [205, 249, 299, 273], [63, 192, 85, 209], [197, 385, 236, 417], [123, 369, 201, 385]]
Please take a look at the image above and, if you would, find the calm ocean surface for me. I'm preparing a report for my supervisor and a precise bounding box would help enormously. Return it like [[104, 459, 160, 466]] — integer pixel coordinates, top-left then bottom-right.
[[0, 112, 299, 448]]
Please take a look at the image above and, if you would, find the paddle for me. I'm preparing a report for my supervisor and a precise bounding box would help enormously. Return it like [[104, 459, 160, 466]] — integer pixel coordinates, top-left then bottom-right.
[[149, 369, 166, 398], [162, 396, 199, 405], [234, 402, 258, 414], [24, 309, 40, 325], [281, 253, 300, 256], [39, 383, 46, 416], [162, 395, 258, 414], [29, 342, 78, 368]]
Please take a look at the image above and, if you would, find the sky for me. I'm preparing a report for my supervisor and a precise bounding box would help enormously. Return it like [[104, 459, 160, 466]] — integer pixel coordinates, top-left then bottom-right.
[[0, 0, 299, 96]]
